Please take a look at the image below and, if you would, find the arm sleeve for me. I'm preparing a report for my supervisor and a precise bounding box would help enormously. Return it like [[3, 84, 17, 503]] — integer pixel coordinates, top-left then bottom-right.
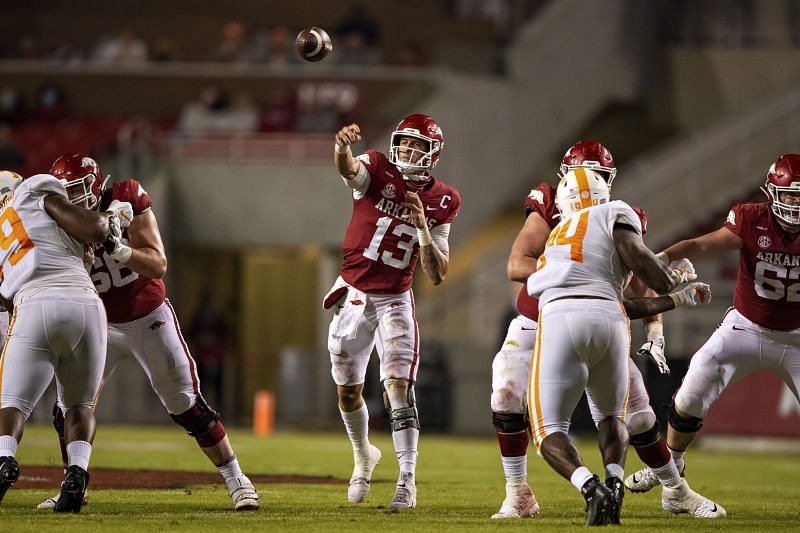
[[341, 159, 371, 198], [431, 223, 451, 256]]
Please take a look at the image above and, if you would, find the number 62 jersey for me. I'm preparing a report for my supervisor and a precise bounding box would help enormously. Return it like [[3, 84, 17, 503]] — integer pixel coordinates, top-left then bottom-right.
[[339, 150, 461, 294], [725, 201, 800, 331]]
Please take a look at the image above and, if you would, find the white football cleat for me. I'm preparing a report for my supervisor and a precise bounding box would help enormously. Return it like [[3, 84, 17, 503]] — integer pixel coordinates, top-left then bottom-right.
[[491, 483, 540, 519], [662, 480, 726, 518], [228, 475, 260, 511], [389, 472, 416, 510], [348, 444, 381, 503], [36, 490, 88, 510], [624, 466, 660, 493]]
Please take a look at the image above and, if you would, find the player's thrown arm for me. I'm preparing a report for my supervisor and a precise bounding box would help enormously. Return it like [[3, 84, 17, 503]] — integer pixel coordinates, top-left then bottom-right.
[[334, 123, 362, 180], [403, 191, 448, 285], [43, 194, 115, 243], [613, 226, 682, 295], [659, 226, 742, 263], [507, 212, 550, 282], [116, 209, 168, 279]]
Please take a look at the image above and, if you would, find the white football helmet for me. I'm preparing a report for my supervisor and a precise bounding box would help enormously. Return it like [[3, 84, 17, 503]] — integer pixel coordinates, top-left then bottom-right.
[[0, 170, 22, 204], [555, 168, 610, 217]]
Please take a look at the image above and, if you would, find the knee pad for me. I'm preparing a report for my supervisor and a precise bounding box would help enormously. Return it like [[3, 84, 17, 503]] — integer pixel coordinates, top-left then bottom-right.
[[52, 402, 65, 439], [629, 420, 660, 447], [382, 381, 420, 432], [170, 396, 226, 447], [668, 402, 703, 433], [492, 411, 528, 434], [626, 410, 657, 437]]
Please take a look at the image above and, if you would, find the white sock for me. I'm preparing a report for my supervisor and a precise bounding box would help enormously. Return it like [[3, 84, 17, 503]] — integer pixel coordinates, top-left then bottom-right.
[[501, 455, 527, 486], [653, 460, 682, 488], [605, 463, 624, 481], [670, 449, 685, 474], [66, 441, 92, 471], [570, 466, 594, 492], [0, 435, 18, 457], [218, 455, 244, 484], [392, 427, 419, 475], [340, 404, 370, 454]]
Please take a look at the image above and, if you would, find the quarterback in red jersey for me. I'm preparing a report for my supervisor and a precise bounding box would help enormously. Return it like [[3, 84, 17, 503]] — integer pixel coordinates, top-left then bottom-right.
[[490, 141, 724, 520], [327, 115, 460, 510], [637, 154, 800, 507], [38, 154, 259, 512]]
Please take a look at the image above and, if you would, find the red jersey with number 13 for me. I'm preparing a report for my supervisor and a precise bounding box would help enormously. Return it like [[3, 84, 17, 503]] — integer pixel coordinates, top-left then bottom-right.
[[92, 179, 166, 323], [340, 150, 461, 294]]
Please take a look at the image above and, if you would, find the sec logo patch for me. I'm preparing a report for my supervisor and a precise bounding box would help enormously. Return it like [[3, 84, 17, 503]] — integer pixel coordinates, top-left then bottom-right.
[[758, 235, 772, 248]]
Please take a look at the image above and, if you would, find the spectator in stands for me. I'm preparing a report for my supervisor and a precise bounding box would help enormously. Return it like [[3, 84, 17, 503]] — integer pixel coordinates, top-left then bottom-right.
[[150, 36, 180, 62], [0, 86, 25, 124], [264, 25, 301, 66], [213, 21, 250, 63], [392, 42, 430, 67], [94, 28, 149, 64], [177, 86, 259, 136], [260, 83, 298, 132], [32, 82, 70, 122], [335, 4, 382, 65], [0, 123, 25, 172]]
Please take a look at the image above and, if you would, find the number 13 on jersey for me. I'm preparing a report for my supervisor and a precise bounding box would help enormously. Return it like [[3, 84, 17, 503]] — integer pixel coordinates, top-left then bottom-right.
[[363, 216, 418, 270]]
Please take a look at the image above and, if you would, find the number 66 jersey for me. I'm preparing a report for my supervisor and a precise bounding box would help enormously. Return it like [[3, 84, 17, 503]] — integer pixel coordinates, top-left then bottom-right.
[[339, 150, 460, 293], [725, 201, 800, 330]]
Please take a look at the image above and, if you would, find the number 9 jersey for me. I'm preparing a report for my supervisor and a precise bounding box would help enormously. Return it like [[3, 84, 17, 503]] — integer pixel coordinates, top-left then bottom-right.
[[0, 174, 95, 301], [725, 201, 800, 330], [339, 150, 460, 293]]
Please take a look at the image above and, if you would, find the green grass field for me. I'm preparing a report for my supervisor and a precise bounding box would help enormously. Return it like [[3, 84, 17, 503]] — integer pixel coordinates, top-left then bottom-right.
[[1, 424, 798, 531]]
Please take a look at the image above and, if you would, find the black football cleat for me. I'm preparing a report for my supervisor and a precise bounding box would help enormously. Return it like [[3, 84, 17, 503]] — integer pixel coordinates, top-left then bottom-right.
[[605, 476, 624, 525], [0, 456, 20, 504], [581, 475, 613, 526], [54, 465, 90, 513]]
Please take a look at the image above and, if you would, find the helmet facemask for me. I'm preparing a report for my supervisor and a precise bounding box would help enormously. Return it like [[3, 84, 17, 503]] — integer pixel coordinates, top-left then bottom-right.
[[62, 172, 102, 209], [765, 182, 800, 230], [389, 131, 441, 182]]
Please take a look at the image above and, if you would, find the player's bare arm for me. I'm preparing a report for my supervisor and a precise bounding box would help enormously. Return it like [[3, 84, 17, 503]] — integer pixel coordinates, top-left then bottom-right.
[[403, 191, 448, 285], [628, 275, 663, 323], [43, 194, 114, 243], [660, 226, 743, 262], [507, 212, 549, 282], [613, 227, 680, 294], [120, 209, 168, 279], [334, 123, 362, 179]]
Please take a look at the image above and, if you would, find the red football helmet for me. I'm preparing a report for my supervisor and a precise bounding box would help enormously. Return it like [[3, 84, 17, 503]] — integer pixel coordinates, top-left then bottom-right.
[[560, 140, 617, 187], [50, 153, 108, 209], [764, 153, 800, 229], [389, 113, 443, 182]]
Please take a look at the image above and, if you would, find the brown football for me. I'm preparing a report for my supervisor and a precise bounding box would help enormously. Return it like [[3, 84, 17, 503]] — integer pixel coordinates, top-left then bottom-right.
[[295, 27, 333, 62]]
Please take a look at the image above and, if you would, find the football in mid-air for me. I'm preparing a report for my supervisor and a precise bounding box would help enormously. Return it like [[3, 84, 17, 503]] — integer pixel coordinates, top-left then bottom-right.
[[295, 26, 333, 62]]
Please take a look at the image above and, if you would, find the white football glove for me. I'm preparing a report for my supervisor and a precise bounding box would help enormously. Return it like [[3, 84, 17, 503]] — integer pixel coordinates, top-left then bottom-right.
[[669, 282, 711, 308], [106, 199, 134, 229], [637, 334, 669, 375], [103, 214, 132, 263], [668, 258, 697, 291]]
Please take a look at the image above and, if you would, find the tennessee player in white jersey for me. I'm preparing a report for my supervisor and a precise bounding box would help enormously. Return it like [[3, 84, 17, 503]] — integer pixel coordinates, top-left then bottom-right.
[[526, 168, 698, 525], [0, 171, 129, 513]]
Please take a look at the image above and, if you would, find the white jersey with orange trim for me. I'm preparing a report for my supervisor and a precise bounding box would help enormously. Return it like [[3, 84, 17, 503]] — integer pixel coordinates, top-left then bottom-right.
[[527, 200, 641, 306], [0, 174, 95, 302]]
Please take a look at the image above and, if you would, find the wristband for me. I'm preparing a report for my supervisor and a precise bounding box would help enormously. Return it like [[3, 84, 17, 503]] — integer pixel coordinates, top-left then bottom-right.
[[668, 292, 684, 308], [644, 320, 663, 338], [111, 244, 133, 263], [655, 251, 669, 265], [335, 143, 351, 154], [417, 227, 432, 247]]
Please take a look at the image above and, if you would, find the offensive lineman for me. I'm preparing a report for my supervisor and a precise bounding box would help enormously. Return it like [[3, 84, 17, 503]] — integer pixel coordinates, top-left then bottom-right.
[[0, 169, 130, 512], [328, 115, 460, 509], [526, 168, 701, 525], [490, 141, 724, 520], [37, 154, 259, 511], [631, 153, 800, 510]]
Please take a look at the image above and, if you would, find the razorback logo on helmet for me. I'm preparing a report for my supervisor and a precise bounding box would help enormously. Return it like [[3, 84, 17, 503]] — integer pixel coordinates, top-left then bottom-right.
[[389, 114, 443, 182], [560, 140, 617, 187], [763, 154, 800, 229]]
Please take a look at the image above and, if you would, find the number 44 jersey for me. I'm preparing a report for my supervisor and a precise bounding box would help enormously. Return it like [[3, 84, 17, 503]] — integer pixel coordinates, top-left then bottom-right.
[[340, 150, 461, 293], [725, 201, 800, 331], [92, 179, 166, 323]]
